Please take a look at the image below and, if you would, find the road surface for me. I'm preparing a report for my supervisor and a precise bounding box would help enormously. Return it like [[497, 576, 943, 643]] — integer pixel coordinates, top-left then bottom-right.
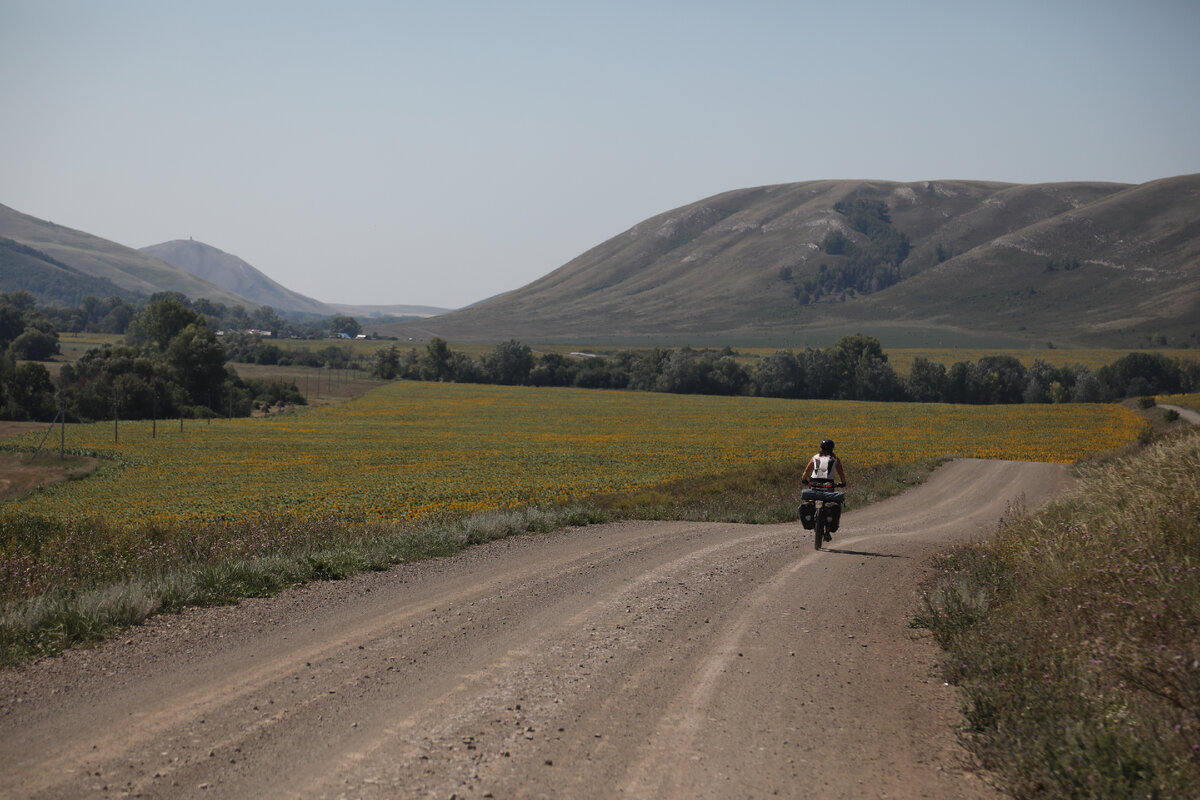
[[0, 459, 1074, 799], [1159, 403, 1200, 425]]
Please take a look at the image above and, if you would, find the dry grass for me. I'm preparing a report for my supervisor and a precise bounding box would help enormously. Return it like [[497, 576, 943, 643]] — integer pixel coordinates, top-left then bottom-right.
[[915, 426, 1200, 798]]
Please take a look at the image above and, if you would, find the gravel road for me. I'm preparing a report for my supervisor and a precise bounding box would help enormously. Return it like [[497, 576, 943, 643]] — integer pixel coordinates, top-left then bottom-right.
[[0, 459, 1074, 799]]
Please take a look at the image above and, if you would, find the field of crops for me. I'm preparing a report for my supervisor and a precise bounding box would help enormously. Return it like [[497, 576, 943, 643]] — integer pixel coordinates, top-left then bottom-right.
[[1158, 392, 1200, 411], [0, 382, 1146, 528], [874, 348, 1195, 375]]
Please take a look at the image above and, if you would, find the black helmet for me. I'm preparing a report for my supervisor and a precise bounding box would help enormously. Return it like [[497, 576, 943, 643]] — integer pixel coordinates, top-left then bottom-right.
[[819, 438, 835, 453]]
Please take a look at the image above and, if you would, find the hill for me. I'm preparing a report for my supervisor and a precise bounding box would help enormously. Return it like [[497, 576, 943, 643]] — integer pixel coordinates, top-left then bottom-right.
[[140, 239, 333, 316], [0, 237, 138, 306], [0, 203, 252, 308], [0, 203, 452, 319], [326, 303, 454, 320], [382, 175, 1200, 347], [139, 240, 452, 318]]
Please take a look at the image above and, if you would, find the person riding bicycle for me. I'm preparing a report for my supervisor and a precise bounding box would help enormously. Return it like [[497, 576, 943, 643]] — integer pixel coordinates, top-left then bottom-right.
[[803, 438, 846, 488], [801, 439, 847, 544]]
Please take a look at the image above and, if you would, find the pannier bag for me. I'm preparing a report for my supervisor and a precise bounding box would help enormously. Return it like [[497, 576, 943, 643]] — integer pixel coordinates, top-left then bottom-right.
[[799, 501, 816, 529]]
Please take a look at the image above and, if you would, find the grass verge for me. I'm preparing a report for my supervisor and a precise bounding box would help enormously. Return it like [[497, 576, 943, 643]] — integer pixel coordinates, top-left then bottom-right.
[[1, 458, 943, 666], [913, 426, 1200, 798]]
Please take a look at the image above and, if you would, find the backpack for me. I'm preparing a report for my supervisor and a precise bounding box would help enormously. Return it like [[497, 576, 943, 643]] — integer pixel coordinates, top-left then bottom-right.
[[811, 454, 837, 481]]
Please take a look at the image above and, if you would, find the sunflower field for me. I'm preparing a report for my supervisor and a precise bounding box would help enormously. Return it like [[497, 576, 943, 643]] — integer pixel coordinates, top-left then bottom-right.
[[1, 382, 1145, 528]]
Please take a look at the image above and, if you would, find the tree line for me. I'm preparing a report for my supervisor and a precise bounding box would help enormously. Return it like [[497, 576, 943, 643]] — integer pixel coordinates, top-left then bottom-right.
[[371, 334, 1199, 405], [1, 292, 306, 423]]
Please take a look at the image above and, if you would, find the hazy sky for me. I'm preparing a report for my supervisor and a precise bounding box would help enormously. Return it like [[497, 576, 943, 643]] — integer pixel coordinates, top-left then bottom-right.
[[3, 1, 1197, 309]]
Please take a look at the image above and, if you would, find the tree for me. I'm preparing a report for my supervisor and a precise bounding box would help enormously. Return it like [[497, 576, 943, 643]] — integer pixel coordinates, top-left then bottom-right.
[[1023, 359, 1058, 404], [165, 321, 228, 405], [821, 230, 851, 256], [420, 337, 454, 382], [754, 350, 804, 398], [4, 361, 56, 421], [8, 328, 59, 361], [711, 355, 751, 395], [100, 299, 136, 334], [127, 298, 200, 350], [371, 345, 401, 380], [249, 305, 284, 335], [0, 304, 28, 347], [1071, 369, 1103, 403], [624, 348, 672, 392], [1097, 353, 1183, 398], [904, 357, 945, 402], [976, 356, 1027, 404], [829, 333, 887, 399], [484, 340, 535, 385], [529, 352, 579, 387], [852, 354, 906, 401], [330, 315, 362, 338]]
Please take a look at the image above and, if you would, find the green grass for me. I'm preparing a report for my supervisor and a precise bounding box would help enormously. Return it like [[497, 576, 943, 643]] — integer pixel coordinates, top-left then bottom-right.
[[914, 426, 1200, 798]]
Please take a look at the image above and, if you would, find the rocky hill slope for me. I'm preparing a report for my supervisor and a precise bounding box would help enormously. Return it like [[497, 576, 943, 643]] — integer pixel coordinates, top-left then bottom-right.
[[385, 175, 1199, 347]]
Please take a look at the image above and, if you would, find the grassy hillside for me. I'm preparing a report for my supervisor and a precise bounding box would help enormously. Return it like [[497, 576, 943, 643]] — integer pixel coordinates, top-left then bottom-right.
[[385, 175, 1199, 348], [0, 203, 253, 307], [140, 239, 334, 315], [0, 238, 138, 306], [844, 174, 1200, 346]]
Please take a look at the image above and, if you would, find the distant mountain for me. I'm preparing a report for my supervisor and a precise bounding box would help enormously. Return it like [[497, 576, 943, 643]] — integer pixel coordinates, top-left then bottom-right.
[[140, 239, 452, 319], [326, 303, 453, 319], [140, 239, 333, 315], [382, 175, 1200, 348], [0, 203, 251, 307]]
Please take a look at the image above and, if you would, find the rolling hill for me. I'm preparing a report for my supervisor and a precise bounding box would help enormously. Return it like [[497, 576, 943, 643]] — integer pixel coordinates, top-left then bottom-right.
[[383, 175, 1200, 348], [6, 174, 1197, 345], [139, 239, 334, 316], [0, 236, 136, 306], [140, 240, 452, 319], [0, 203, 251, 307]]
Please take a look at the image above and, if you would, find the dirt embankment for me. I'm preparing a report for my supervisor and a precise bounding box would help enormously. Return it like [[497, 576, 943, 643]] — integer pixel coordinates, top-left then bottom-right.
[[0, 459, 1073, 799]]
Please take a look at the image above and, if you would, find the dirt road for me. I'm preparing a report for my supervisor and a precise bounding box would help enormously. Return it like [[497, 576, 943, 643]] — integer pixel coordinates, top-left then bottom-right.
[[1160, 404, 1200, 425], [0, 459, 1073, 799]]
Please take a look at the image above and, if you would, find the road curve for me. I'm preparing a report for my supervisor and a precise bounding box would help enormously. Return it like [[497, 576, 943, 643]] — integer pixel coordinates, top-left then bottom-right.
[[1159, 404, 1200, 424], [0, 459, 1074, 799]]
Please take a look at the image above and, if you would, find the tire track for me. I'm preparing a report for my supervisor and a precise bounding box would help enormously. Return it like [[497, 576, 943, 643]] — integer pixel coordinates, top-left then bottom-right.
[[0, 460, 1074, 799]]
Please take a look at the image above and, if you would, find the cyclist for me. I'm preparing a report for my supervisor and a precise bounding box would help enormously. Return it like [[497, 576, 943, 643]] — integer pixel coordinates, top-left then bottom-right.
[[802, 438, 846, 487], [802, 439, 847, 542]]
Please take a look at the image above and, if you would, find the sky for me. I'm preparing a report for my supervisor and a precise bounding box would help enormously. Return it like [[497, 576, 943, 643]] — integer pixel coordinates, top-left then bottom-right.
[[2, 1, 1198, 310]]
